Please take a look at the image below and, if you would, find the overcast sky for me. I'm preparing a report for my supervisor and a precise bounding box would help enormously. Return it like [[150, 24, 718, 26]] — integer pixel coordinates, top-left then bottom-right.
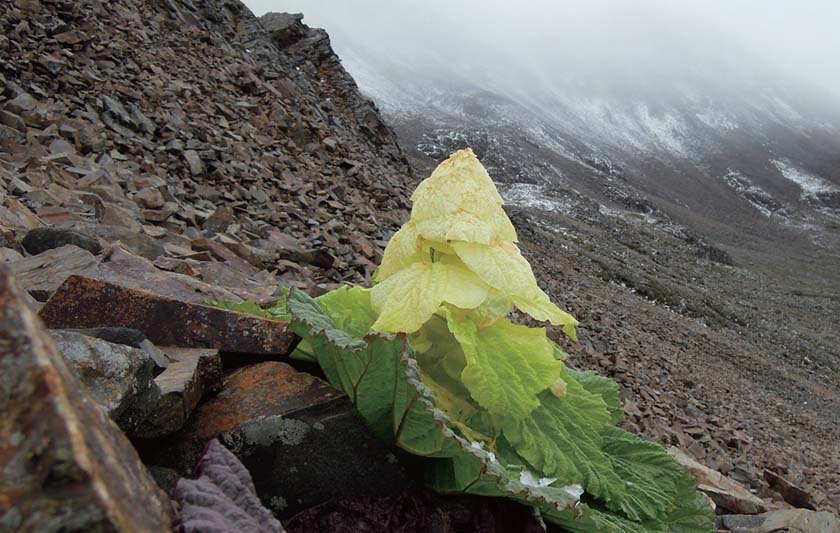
[[244, 1, 840, 101]]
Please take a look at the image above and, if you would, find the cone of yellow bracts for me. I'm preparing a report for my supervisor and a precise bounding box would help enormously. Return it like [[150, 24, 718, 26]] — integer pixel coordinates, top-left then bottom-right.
[[371, 148, 578, 340]]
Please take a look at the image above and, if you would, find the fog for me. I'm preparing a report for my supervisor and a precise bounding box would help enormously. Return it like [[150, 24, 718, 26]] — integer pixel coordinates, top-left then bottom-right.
[[244, 1, 840, 105]]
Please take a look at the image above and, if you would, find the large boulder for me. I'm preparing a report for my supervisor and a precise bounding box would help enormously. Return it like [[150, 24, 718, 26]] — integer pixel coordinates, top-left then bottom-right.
[[138, 361, 407, 519], [0, 268, 173, 531], [38, 275, 298, 356], [50, 330, 161, 434]]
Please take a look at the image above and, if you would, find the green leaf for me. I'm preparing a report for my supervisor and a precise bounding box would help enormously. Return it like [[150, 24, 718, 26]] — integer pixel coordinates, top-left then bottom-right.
[[601, 427, 697, 522], [545, 503, 662, 533], [206, 292, 292, 322], [541, 429, 714, 532], [287, 288, 366, 351], [286, 289, 397, 438], [501, 377, 624, 502], [411, 315, 470, 397], [314, 285, 378, 338], [566, 367, 625, 424], [664, 492, 716, 533], [285, 288, 583, 513], [545, 490, 714, 533], [445, 311, 563, 419]]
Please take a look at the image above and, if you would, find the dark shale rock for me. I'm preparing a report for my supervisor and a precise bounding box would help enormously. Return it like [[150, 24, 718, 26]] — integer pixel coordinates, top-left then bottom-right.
[[202, 206, 235, 235], [50, 330, 161, 433], [67, 326, 170, 370], [62, 222, 165, 260], [763, 469, 815, 510], [92, 244, 249, 304], [21, 226, 103, 255], [139, 362, 407, 519], [39, 275, 299, 355], [718, 509, 840, 532], [9, 244, 99, 301], [284, 491, 548, 533], [135, 347, 223, 438], [0, 269, 173, 532]]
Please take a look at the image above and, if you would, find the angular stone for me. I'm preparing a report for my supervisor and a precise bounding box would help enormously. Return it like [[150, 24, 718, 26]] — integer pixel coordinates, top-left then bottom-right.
[[142, 203, 177, 222], [10, 244, 98, 301], [48, 138, 75, 155], [139, 362, 407, 519], [90, 244, 246, 303], [0, 270, 173, 532], [184, 149, 205, 175], [67, 326, 169, 369], [192, 261, 282, 301], [21, 226, 102, 255], [39, 275, 298, 355], [191, 236, 258, 275], [763, 469, 814, 510], [720, 509, 840, 533], [136, 348, 222, 438], [0, 247, 23, 262], [6, 92, 37, 115], [0, 110, 26, 132], [203, 206, 234, 235], [50, 330, 161, 433], [100, 203, 143, 231], [669, 446, 768, 515], [0, 197, 44, 241], [62, 222, 164, 259], [134, 187, 166, 209]]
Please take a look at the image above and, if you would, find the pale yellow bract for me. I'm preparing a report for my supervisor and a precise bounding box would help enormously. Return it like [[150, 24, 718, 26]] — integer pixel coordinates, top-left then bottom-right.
[[371, 148, 578, 339]]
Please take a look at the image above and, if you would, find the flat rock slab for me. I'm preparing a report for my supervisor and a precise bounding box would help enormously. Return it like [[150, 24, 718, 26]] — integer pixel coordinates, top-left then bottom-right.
[[135, 347, 223, 438], [0, 269, 172, 532], [9, 242, 249, 304], [763, 469, 814, 510], [10, 244, 98, 300], [670, 446, 768, 515], [139, 362, 407, 519], [719, 509, 840, 532], [39, 275, 299, 355], [51, 330, 161, 433]]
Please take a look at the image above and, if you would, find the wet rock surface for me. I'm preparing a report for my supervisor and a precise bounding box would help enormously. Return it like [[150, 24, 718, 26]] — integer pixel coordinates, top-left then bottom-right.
[[284, 491, 547, 533], [140, 362, 408, 519], [136, 347, 222, 438], [50, 329, 161, 433]]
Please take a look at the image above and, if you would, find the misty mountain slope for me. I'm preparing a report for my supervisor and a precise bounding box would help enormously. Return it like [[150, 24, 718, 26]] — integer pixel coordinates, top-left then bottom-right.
[[324, 20, 840, 258]]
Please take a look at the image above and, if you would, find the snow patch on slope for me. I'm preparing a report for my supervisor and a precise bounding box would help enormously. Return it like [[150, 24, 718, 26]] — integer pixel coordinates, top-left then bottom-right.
[[499, 183, 576, 214], [721, 169, 785, 217], [695, 109, 739, 131], [771, 159, 838, 197]]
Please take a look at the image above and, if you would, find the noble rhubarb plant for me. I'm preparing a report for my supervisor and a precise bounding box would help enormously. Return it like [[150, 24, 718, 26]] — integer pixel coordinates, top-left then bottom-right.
[[214, 149, 714, 532]]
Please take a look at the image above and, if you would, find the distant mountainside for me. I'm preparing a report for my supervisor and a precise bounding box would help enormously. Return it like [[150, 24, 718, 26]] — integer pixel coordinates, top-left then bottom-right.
[[326, 24, 840, 257]]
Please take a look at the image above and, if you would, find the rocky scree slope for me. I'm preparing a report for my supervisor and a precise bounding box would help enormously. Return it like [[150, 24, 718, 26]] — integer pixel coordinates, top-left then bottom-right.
[[0, 0, 415, 292]]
